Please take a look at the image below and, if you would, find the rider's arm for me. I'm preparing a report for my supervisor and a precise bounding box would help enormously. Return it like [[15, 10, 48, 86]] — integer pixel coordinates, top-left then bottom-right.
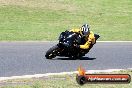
[[80, 31, 95, 49]]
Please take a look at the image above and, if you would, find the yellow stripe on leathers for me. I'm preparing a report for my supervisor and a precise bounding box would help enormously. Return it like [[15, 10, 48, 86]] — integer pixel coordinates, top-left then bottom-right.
[[69, 28, 83, 35], [69, 28, 95, 49]]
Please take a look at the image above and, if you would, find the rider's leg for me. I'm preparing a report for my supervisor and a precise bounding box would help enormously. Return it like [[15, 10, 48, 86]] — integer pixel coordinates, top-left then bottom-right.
[[80, 44, 94, 55]]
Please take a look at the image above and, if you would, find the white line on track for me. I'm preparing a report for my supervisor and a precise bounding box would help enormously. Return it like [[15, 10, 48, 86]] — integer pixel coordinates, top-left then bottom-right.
[[0, 68, 132, 81]]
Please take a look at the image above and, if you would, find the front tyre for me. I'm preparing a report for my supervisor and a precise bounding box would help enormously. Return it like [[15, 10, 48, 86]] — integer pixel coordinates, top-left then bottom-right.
[[45, 45, 59, 59]]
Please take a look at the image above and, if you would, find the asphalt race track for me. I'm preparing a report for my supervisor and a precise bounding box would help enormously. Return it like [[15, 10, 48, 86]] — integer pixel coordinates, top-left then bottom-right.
[[0, 42, 132, 77]]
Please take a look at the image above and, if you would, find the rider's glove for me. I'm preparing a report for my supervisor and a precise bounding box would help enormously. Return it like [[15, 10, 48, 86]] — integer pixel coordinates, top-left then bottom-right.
[[74, 44, 80, 48]]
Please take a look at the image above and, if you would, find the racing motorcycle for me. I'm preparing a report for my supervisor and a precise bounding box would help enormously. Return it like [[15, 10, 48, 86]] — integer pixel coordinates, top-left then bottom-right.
[[45, 30, 100, 59]]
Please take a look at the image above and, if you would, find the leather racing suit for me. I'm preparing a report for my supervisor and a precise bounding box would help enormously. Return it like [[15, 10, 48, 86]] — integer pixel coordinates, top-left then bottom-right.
[[69, 28, 95, 50]]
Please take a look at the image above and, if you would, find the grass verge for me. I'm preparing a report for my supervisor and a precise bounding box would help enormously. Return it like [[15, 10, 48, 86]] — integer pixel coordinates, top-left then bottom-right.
[[0, 70, 132, 88], [0, 0, 131, 41]]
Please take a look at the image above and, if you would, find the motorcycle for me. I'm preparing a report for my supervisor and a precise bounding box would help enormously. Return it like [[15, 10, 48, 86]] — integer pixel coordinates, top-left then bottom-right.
[[45, 30, 100, 59]]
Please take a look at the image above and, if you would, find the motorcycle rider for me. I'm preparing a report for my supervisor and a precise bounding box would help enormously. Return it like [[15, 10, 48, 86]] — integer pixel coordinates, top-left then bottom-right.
[[69, 24, 96, 55]]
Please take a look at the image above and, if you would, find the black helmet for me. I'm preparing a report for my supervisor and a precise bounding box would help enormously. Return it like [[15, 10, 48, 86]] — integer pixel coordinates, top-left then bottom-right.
[[81, 24, 90, 36]]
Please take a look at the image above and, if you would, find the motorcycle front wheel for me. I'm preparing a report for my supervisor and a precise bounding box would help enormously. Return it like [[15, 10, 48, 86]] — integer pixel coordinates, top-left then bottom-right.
[[45, 45, 59, 59]]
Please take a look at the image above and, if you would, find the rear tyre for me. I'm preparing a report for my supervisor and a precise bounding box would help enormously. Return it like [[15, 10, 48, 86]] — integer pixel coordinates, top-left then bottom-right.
[[71, 55, 82, 60], [45, 45, 59, 59]]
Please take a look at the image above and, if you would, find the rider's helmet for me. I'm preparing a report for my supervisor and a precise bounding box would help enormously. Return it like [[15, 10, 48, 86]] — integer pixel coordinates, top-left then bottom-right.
[[81, 24, 90, 36]]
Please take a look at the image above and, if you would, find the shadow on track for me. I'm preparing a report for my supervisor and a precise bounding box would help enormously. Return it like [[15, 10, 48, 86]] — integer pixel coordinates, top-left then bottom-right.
[[54, 57, 96, 60]]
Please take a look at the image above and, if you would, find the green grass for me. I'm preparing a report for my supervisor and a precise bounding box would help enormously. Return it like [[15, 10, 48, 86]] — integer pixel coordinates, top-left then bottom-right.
[[0, 0, 131, 41], [0, 70, 132, 88]]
